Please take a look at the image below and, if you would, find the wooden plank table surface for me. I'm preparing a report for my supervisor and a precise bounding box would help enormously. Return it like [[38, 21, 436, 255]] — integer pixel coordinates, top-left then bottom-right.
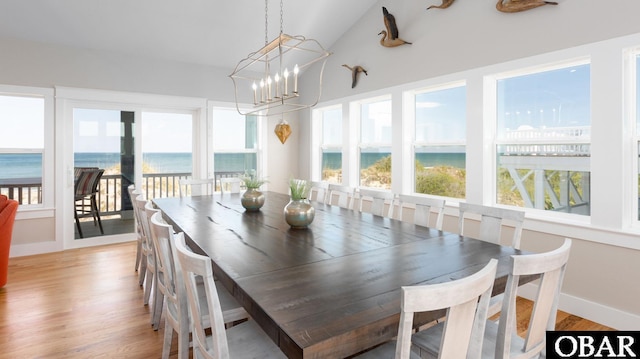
[[153, 192, 531, 359]]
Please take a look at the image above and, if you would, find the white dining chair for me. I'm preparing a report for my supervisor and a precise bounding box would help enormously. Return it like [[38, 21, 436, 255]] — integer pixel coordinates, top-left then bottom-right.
[[174, 233, 286, 359], [178, 178, 214, 197], [458, 203, 526, 317], [412, 239, 572, 359], [458, 202, 525, 249], [142, 200, 164, 330], [309, 181, 329, 204], [356, 188, 395, 218], [397, 194, 446, 230], [135, 195, 159, 329], [150, 212, 250, 359], [128, 185, 143, 272], [355, 259, 498, 359], [327, 184, 355, 209], [219, 177, 242, 194]]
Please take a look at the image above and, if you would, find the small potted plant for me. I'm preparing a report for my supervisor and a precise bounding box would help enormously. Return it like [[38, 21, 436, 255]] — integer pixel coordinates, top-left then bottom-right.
[[284, 178, 315, 228], [240, 171, 267, 211]]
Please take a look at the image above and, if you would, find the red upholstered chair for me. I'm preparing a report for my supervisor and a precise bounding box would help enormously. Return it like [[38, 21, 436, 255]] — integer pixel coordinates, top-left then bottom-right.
[[0, 194, 19, 288]]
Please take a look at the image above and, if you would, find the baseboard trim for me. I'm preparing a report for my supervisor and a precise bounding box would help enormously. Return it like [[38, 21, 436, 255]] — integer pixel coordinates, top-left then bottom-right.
[[9, 241, 62, 257], [519, 283, 640, 330]]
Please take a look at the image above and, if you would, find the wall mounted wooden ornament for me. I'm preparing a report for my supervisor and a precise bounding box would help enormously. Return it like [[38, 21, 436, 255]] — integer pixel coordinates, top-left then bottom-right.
[[379, 7, 412, 47], [341, 64, 368, 88], [496, 0, 558, 13], [427, 0, 455, 10], [425, 0, 559, 12]]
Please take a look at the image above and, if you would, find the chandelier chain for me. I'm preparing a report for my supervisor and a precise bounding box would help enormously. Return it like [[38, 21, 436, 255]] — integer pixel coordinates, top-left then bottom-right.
[[280, 0, 284, 35], [264, 0, 269, 45]]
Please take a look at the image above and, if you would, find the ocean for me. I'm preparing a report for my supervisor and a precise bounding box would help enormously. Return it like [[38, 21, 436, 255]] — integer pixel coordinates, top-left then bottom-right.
[[0, 152, 259, 179], [1, 152, 465, 180]]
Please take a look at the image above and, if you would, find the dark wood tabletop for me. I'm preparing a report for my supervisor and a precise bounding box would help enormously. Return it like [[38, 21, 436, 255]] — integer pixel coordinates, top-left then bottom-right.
[[153, 192, 530, 359]]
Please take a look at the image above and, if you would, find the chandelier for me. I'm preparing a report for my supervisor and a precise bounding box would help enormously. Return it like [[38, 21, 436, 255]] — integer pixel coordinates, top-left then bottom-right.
[[229, 0, 331, 118]]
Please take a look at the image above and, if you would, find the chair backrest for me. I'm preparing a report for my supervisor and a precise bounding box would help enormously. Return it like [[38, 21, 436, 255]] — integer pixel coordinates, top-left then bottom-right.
[[150, 211, 187, 329], [174, 231, 230, 359], [135, 196, 152, 241], [74, 166, 98, 180], [357, 188, 395, 218], [309, 181, 329, 204], [129, 187, 144, 235], [75, 168, 104, 197], [179, 178, 214, 197], [458, 202, 525, 249], [219, 177, 242, 194], [396, 259, 498, 358], [327, 184, 354, 209], [0, 195, 19, 287], [397, 194, 446, 230], [495, 238, 572, 358]]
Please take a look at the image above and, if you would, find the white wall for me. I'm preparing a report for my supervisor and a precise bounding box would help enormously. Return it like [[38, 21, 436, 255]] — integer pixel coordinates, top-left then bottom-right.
[[297, 0, 640, 329], [0, 35, 234, 100]]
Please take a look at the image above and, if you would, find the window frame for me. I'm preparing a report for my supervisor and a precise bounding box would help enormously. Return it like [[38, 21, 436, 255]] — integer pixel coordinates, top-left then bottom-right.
[[489, 58, 592, 217], [355, 95, 393, 190], [209, 104, 263, 185], [409, 80, 467, 199], [0, 85, 54, 216], [312, 104, 343, 183]]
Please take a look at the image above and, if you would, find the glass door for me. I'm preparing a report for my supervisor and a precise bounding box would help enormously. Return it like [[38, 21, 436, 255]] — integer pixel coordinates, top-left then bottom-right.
[[73, 108, 135, 239]]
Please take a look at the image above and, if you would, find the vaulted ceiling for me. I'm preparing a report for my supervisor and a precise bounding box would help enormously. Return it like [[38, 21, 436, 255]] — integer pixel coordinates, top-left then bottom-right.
[[0, 0, 378, 72]]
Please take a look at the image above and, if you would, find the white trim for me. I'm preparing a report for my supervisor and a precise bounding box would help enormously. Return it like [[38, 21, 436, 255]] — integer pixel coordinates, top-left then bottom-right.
[[14, 208, 54, 220], [55, 87, 208, 253], [518, 282, 640, 330], [63, 233, 136, 250], [9, 241, 62, 258]]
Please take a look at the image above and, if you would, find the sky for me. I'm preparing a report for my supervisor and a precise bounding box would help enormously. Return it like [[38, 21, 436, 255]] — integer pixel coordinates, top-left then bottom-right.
[[0, 95, 44, 148], [73, 109, 194, 153]]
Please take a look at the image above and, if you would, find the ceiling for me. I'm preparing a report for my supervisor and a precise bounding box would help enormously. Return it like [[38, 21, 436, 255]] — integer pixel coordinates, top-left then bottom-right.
[[0, 0, 378, 72]]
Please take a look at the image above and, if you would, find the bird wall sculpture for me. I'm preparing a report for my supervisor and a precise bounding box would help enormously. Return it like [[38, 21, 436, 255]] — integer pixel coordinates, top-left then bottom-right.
[[427, 0, 455, 10], [496, 0, 558, 12], [342, 64, 368, 88], [379, 7, 412, 47], [425, 0, 558, 12]]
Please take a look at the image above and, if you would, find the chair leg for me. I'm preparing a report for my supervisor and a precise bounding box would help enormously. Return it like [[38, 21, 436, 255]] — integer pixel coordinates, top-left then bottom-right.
[[138, 255, 147, 286], [135, 238, 142, 272], [162, 320, 173, 359], [177, 320, 190, 359], [74, 207, 84, 238], [91, 195, 104, 234], [143, 266, 153, 306], [150, 268, 163, 330]]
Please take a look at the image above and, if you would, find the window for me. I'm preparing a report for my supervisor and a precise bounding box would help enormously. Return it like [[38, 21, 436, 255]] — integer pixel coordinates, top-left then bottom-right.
[[319, 106, 342, 183], [212, 108, 259, 188], [0, 92, 49, 206], [359, 98, 392, 189], [413, 84, 466, 198], [495, 62, 591, 215]]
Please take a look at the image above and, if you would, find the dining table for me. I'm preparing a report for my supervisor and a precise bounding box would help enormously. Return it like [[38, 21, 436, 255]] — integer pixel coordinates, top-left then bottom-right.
[[153, 191, 533, 359]]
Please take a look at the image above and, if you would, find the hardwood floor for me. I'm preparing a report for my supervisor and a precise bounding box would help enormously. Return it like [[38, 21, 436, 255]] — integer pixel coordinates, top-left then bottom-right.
[[0, 241, 613, 359]]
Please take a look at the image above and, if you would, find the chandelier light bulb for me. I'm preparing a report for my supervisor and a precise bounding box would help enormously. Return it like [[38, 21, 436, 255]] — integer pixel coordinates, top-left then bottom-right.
[[283, 68, 289, 96], [267, 76, 273, 101], [293, 64, 299, 94], [274, 73, 281, 98], [252, 82, 258, 104], [260, 79, 265, 103]]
